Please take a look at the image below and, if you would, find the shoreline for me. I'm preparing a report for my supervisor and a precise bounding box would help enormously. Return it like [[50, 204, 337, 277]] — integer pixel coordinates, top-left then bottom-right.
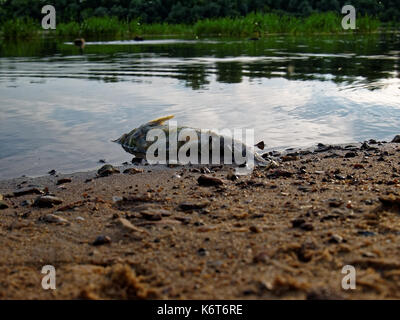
[[1, 138, 400, 299], [0, 140, 391, 184]]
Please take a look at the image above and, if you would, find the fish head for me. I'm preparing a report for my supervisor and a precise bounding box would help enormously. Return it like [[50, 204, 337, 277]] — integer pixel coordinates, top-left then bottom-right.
[[114, 115, 175, 156]]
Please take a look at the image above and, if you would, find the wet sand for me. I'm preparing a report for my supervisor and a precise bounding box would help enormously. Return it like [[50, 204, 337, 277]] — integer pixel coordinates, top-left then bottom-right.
[[1, 139, 400, 299]]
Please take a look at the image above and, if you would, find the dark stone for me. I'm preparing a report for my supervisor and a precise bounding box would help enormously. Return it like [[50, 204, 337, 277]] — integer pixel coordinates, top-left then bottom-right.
[[267, 170, 294, 178], [292, 218, 306, 228], [392, 135, 400, 143], [92, 235, 112, 246], [357, 230, 376, 237], [56, 178, 72, 185], [13, 187, 45, 197], [97, 165, 120, 177], [0, 201, 9, 210], [33, 196, 63, 208], [344, 152, 357, 158], [131, 157, 143, 164], [198, 175, 224, 187], [197, 248, 208, 256], [179, 202, 209, 211]]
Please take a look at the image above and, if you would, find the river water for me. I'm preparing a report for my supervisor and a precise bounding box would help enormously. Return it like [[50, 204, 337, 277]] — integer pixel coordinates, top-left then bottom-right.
[[0, 34, 399, 178]]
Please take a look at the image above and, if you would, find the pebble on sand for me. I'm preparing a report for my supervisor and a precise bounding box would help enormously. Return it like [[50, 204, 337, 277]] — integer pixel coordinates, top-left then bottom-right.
[[123, 168, 144, 175], [13, 187, 45, 197], [33, 196, 63, 208], [40, 214, 69, 224], [392, 135, 400, 143], [92, 235, 112, 246], [116, 218, 149, 235], [198, 175, 224, 187], [56, 178, 72, 185], [0, 200, 9, 210], [97, 165, 120, 177]]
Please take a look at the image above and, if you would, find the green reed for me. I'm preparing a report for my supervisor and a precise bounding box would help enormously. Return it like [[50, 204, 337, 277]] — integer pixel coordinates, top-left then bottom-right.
[[0, 12, 383, 40]]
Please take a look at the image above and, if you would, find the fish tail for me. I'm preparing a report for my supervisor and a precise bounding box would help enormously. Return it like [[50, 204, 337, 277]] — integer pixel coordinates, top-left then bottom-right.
[[149, 115, 175, 125]]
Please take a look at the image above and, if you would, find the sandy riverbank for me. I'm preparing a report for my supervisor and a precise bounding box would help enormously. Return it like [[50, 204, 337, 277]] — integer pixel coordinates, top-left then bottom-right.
[[0, 139, 400, 299]]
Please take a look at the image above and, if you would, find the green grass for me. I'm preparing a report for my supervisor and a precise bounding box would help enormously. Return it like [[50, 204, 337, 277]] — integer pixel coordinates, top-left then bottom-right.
[[193, 12, 381, 36], [0, 12, 384, 40], [1, 18, 39, 39]]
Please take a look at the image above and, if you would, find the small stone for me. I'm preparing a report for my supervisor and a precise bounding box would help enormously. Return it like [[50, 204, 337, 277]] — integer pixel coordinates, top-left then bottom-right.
[[329, 199, 344, 208], [249, 225, 261, 233], [131, 157, 143, 164], [379, 194, 400, 209], [116, 218, 149, 234], [0, 194, 3, 201], [48, 169, 57, 175], [98, 159, 106, 163], [140, 210, 163, 221], [267, 170, 294, 178], [198, 175, 224, 187], [281, 155, 299, 162], [112, 196, 123, 203], [392, 135, 400, 143], [255, 141, 265, 150], [253, 251, 269, 263], [97, 165, 120, 177], [197, 248, 208, 257], [200, 167, 211, 174], [362, 252, 377, 258], [13, 187, 45, 197], [20, 199, 34, 207], [41, 214, 69, 224], [227, 173, 239, 181], [179, 202, 209, 211], [0, 201, 9, 210], [56, 178, 72, 185], [123, 168, 143, 175], [345, 152, 357, 158], [76, 216, 85, 221], [357, 230, 376, 237], [33, 196, 63, 208], [92, 235, 111, 246], [330, 234, 343, 243], [301, 223, 314, 231], [292, 218, 306, 228]]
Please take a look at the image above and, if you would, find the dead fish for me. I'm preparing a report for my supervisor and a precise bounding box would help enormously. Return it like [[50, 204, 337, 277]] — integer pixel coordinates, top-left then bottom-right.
[[114, 115, 278, 168]]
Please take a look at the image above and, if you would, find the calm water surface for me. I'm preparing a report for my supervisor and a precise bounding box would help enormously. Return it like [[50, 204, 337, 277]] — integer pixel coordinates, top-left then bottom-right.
[[0, 34, 399, 179]]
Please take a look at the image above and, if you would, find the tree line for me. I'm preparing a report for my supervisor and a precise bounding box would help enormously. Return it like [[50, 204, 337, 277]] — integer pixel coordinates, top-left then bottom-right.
[[0, 0, 399, 24]]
